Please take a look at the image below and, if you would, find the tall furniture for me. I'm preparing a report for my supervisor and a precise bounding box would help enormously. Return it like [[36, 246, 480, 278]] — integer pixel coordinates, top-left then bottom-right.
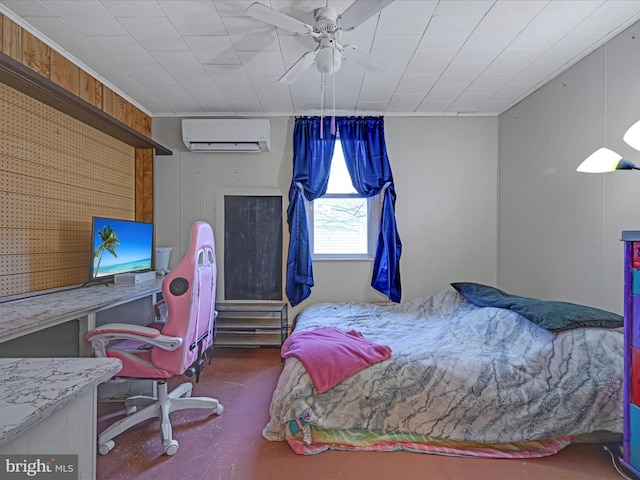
[[622, 231, 640, 477]]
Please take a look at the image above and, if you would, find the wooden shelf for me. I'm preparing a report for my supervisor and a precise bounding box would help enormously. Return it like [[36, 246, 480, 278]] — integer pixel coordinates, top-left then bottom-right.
[[0, 51, 172, 156]]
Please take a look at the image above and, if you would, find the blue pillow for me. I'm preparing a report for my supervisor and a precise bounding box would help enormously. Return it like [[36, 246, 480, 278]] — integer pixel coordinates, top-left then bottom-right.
[[451, 282, 623, 332]]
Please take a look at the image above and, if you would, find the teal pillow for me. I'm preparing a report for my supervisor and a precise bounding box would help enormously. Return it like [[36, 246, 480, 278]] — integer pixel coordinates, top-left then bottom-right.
[[451, 282, 623, 332]]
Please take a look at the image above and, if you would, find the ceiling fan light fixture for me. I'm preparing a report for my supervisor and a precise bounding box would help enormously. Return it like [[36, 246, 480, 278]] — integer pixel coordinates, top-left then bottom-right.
[[576, 147, 630, 173], [623, 119, 640, 151], [316, 47, 342, 74], [246, 0, 392, 84]]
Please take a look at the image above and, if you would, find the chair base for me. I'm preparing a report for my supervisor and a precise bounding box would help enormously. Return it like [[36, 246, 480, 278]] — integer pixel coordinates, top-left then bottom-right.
[[98, 380, 223, 456]]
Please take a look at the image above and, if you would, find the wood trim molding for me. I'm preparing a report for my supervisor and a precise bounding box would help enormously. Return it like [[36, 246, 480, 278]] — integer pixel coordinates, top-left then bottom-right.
[[0, 50, 172, 155]]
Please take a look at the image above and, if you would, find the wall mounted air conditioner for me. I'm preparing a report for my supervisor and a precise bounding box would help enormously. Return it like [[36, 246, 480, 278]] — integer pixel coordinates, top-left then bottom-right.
[[182, 118, 271, 153]]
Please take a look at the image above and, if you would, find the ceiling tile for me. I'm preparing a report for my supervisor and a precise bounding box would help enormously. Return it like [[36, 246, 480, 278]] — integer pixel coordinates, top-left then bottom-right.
[[536, 31, 604, 63], [223, 16, 279, 51], [150, 50, 208, 76], [510, 12, 590, 50], [377, 0, 437, 35], [484, 48, 546, 75], [238, 50, 285, 76], [438, 62, 488, 85], [417, 15, 481, 51], [448, 92, 493, 112], [215, 1, 266, 17], [358, 83, 395, 103], [454, 31, 516, 63], [248, 75, 294, 113], [118, 17, 188, 51], [386, 94, 423, 112], [19, 16, 94, 52], [491, 82, 537, 102], [159, 0, 226, 35], [43, 1, 128, 36], [423, 83, 467, 104], [406, 48, 456, 75], [395, 74, 438, 95], [176, 75, 231, 111], [184, 36, 241, 64], [86, 35, 157, 64], [101, 1, 166, 17], [466, 73, 514, 95], [0, 0, 56, 16], [512, 61, 566, 85], [434, 0, 493, 17], [120, 62, 175, 87], [129, 93, 171, 113], [371, 34, 421, 66], [355, 101, 387, 114]]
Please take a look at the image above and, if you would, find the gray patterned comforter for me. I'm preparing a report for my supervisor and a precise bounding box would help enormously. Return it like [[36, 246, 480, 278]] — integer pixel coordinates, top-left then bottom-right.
[[263, 287, 624, 443]]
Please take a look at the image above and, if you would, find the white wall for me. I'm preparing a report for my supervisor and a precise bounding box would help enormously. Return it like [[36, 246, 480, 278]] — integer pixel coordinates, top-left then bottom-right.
[[153, 115, 499, 316], [498, 21, 640, 314]]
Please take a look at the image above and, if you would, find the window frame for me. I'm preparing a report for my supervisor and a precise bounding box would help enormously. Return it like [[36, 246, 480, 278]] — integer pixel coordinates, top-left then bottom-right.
[[306, 188, 380, 261]]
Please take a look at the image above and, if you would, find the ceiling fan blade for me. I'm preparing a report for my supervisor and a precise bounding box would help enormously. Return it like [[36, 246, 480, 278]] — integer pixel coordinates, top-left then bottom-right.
[[279, 50, 318, 84], [246, 2, 315, 36], [342, 44, 386, 76], [337, 0, 395, 31]]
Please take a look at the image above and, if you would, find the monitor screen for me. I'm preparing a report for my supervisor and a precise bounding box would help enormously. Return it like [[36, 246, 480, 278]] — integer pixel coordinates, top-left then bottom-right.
[[90, 217, 153, 279]]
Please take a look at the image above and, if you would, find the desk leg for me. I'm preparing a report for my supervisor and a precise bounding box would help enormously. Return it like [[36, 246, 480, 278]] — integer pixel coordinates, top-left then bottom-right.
[[78, 314, 96, 357]]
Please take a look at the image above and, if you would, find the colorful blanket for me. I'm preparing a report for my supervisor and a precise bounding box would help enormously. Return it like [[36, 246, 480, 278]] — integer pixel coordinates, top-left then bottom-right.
[[281, 327, 391, 394], [263, 287, 623, 452]]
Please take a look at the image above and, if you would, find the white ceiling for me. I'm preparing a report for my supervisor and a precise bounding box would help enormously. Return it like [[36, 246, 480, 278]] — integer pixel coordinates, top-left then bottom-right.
[[1, 0, 640, 118]]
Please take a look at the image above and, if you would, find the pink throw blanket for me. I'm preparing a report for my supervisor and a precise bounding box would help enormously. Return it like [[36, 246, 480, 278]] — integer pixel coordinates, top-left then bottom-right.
[[281, 327, 392, 394]]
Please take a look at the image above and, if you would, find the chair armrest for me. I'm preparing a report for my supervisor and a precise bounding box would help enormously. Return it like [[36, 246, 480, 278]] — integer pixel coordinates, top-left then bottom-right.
[[86, 323, 183, 357]]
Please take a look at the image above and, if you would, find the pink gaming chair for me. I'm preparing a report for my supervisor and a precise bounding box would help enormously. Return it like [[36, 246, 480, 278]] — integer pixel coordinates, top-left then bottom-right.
[[86, 221, 223, 456]]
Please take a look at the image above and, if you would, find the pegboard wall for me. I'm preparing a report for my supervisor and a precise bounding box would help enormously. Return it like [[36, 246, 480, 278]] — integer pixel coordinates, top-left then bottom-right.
[[0, 81, 136, 297]]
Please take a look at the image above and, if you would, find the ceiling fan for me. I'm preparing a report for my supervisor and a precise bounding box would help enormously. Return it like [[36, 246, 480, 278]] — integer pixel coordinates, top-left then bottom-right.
[[246, 1, 394, 84]]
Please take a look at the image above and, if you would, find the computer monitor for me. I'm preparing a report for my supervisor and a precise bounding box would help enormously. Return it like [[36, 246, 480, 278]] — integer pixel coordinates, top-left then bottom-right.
[[90, 216, 153, 280]]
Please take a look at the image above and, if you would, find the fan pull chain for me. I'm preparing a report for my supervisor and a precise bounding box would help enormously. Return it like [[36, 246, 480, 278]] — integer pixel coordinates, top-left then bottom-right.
[[320, 73, 326, 138], [331, 43, 336, 135], [331, 70, 336, 135]]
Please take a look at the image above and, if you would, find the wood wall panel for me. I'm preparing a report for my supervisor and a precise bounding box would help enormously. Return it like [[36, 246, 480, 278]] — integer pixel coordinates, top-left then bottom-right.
[[50, 50, 79, 95], [94, 78, 104, 110], [142, 114, 151, 137], [21, 30, 49, 78], [102, 86, 113, 116], [0, 81, 136, 297], [2, 16, 20, 62], [135, 148, 153, 223]]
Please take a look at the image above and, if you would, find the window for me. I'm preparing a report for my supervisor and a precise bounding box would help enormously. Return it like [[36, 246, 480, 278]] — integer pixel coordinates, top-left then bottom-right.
[[307, 139, 379, 259]]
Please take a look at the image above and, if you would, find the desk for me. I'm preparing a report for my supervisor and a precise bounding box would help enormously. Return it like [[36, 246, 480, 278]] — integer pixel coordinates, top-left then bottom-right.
[[0, 279, 164, 357], [0, 357, 122, 480]]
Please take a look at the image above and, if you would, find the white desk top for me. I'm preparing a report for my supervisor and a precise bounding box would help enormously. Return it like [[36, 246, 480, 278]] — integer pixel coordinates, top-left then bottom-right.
[[0, 357, 122, 446], [0, 279, 164, 343]]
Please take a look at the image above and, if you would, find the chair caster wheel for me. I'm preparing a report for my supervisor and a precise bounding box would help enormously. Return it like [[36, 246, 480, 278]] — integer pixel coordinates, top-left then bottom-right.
[[164, 439, 179, 456], [98, 440, 115, 455], [215, 404, 224, 415]]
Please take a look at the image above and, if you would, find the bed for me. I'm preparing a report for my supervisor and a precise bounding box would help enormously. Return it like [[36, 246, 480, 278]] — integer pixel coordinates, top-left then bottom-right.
[[262, 283, 624, 458]]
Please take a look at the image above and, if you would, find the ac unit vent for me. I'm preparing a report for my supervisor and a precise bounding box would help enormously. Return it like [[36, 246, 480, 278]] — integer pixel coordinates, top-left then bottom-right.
[[182, 119, 271, 153]]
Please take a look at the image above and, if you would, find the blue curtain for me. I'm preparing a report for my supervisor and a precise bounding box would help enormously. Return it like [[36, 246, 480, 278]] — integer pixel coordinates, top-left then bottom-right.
[[286, 116, 402, 306]]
